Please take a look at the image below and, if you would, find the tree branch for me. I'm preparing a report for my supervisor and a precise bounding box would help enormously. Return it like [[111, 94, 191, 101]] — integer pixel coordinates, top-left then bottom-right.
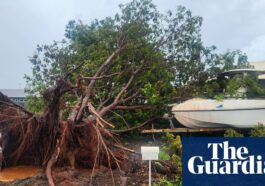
[[114, 65, 143, 103], [74, 47, 124, 121], [98, 63, 144, 117], [118, 90, 140, 104], [81, 72, 121, 80], [64, 61, 86, 78], [113, 105, 156, 110], [110, 117, 158, 133]]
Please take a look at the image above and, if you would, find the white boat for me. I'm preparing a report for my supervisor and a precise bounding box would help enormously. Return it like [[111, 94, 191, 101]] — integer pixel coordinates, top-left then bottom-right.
[[172, 99, 265, 128]]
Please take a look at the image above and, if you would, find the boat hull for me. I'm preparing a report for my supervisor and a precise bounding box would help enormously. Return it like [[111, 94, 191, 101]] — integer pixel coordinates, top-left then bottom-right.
[[172, 99, 265, 128]]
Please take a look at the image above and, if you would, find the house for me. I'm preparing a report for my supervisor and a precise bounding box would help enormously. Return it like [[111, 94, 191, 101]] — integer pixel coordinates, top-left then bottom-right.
[[0, 89, 26, 106]]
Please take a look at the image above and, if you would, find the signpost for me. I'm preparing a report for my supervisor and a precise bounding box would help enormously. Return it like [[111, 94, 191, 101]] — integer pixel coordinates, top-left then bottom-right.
[[141, 146, 159, 186]]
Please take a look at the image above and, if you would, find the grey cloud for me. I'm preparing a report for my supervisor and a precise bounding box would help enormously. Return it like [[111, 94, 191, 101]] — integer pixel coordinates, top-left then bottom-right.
[[0, 0, 264, 88]]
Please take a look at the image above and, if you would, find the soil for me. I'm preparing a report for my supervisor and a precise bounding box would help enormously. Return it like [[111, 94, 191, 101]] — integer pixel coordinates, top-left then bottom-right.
[[0, 137, 175, 186]]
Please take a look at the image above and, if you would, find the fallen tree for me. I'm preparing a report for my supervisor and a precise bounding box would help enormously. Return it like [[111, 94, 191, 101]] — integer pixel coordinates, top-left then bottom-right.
[[0, 0, 233, 185]]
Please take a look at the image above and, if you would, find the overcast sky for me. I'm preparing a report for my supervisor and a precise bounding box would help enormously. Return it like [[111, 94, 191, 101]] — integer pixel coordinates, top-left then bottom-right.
[[0, 0, 265, 88]]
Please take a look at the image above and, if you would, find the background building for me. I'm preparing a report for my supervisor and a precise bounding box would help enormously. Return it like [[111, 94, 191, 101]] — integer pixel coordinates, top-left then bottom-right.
[[0, 89, 26, 106]]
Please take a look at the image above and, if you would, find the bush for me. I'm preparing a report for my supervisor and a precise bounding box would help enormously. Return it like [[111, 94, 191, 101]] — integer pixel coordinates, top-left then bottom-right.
[[159, 148, 170, 160], [155, 133, 182, 185], [154, 176, 182, 186], [250, 124, 265, 137], [161, 133, 182, 173], [224, 129, 244, 137]]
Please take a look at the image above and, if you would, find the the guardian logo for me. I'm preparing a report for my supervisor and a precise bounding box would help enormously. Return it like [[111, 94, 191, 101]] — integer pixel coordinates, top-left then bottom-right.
[[182, 138, 265, 186], [188, 141, 265, 175]]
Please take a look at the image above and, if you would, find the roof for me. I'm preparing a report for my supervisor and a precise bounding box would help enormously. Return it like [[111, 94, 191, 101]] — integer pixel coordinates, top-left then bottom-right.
[[0, 89, 26, 98]]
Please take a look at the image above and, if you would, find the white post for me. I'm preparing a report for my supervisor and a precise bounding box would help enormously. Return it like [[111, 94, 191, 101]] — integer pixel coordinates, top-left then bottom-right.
[[149, 160, 151, 186], [141, 146, 159, 186]]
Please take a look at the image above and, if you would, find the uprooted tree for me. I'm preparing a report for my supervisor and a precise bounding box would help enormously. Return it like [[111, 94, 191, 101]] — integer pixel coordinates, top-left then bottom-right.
[[0, 0, 251, 185]]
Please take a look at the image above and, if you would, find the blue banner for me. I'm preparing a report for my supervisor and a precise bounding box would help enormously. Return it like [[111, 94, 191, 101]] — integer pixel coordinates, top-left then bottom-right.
[[182, 137, 265, 186]]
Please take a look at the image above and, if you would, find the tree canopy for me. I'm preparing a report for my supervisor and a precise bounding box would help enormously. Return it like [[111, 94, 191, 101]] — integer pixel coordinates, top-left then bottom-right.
[[25, 0, 251, 127]]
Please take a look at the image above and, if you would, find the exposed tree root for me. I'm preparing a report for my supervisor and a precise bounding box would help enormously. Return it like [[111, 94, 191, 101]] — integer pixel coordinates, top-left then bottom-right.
[[0, 85, 126, 185]]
